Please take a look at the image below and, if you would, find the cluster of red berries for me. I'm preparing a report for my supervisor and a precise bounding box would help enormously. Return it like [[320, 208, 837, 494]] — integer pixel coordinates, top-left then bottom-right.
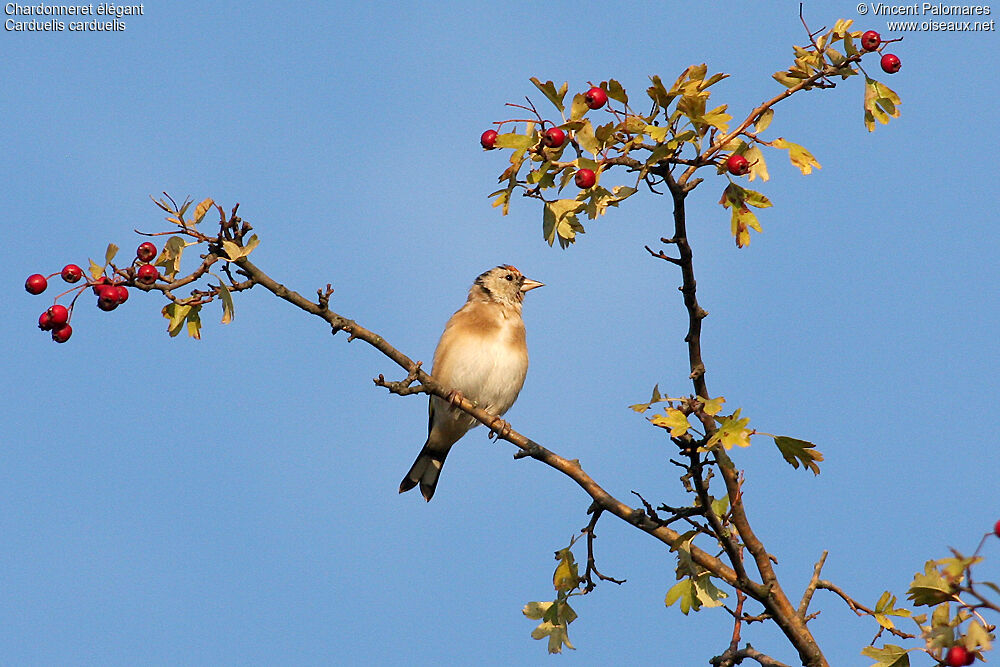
[[25, 241, 161, 343], [721, 32, 900, 178], [860, 30, 902, 74], [480, 86, 609, 190]]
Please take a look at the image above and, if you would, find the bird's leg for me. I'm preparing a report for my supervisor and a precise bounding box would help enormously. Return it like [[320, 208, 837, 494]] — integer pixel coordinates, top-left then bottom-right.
[[487, 416, 511, 441]]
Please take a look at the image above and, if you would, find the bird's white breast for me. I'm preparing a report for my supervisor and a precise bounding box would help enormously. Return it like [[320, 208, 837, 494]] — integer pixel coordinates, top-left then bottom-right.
[[439, 316, 528, 416]]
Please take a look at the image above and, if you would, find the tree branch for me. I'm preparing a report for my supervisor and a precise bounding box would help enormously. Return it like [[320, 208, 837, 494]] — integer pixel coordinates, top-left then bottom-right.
[[231, 255, 743, 590]]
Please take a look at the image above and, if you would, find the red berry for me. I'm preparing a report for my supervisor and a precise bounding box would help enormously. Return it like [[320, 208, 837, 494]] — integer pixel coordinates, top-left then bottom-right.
[[136, 264, 159, 285], [46, 304, 69, 327], [946, 646, 972, 667], [994, 519, 1000, 538], [861, 30, 881, 52], [880, 53, 901, 74], [480, 129, 498, 150], [136, 242, 157, 262], [25, 274, 47, 295], [115, 285, 129, 304], [61, 264, 84, 283], [574, 168, 596, 189], [91, 276, 111, 295], [584, 86, 608, 110], [51, 323, 72, 343], [726, 154, 750, 176], [543, 127, 566, 149], [38, 311, 55, 331], [97, 285, 120, 311]]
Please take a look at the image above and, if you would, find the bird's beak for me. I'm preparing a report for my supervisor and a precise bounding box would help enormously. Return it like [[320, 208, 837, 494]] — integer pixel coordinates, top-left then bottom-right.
[[520, 278, 544, 292]]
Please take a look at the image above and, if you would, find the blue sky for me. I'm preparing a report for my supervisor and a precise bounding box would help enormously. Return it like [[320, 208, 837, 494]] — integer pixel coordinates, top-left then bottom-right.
[[3, 1, 997, 665]]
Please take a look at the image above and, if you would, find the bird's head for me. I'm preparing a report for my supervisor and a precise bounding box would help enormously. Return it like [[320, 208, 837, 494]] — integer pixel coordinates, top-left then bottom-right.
[[471, 265, 544, 306]]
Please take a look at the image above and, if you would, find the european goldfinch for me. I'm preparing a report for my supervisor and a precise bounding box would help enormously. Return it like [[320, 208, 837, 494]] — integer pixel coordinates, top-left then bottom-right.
[[399, 265, 543, 501]]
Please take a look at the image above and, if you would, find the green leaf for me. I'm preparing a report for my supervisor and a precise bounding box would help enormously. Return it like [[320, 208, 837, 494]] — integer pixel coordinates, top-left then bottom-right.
[[607, 79, 627, 105], [154, 236, 186, 279], [861, 644, 911, 667], [185, 305, 202, 340], [575, 119, 600, 155], [529, 77, 567, 112], [542, 199, 585, 248], [665, 578, 694, 614], [755, 108, 774, 133], [104, 243, 119, 265], [569, 93, 589, 121], [773, 436, 823, 475], [710, 495, 729, 517], [162, 303, 191, 337], [646, 74, 676, 110], [494, 132, 535, 150], [742, 188, 772, 208], [907, 563, 954, 606]]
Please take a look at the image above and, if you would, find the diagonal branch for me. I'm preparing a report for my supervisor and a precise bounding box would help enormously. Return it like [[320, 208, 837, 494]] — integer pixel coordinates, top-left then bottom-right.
[[232, 255, 743, 590]]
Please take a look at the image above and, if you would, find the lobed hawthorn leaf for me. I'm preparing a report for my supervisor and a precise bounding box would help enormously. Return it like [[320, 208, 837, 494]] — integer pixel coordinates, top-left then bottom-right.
[[907, 564, 953, 606], [529, 77, 567, 112], [861, 644, 911, 667], [155, 235, 186, 279], [88, 258, 104, 281], [569, 93, 590, 121], [104, 243, 119, 265], [707, 409, 752, 449], [651, 408, 691, 437], [553, 550, 580, 593], [774, 436, 823, 475], [494, 132, 535, 150], [701, 396, 725, 416], [629, 384, 663, 413], [967, 620, 993, 651], [162, 303, 190, 337], [773, 137, 821, 175], [606, 79, 627, 105], [744, 145, 769, 182]]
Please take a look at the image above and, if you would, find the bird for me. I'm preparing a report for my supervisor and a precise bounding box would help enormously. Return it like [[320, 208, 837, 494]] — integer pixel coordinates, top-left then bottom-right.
[[399, 265, 544, 501]]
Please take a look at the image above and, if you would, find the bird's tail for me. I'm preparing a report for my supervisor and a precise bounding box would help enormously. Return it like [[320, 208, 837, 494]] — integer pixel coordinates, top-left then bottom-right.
[[399, 442, 449, 501]]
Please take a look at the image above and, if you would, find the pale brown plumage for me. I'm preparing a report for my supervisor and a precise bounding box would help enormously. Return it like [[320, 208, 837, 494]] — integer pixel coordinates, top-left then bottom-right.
[[399, 265, 543, 501]]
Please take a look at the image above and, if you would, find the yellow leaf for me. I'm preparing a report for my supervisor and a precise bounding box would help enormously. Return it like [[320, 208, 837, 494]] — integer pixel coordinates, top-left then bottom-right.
[[755, 108, 774, 133], [701, 397, 725, 416], [651, 408, 691, 437], [707, 409, 752, 450], [193, 197, 215, 224], [773, 138, 821, 175]]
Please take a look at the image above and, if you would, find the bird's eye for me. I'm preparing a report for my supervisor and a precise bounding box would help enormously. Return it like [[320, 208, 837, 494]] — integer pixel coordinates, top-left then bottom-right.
[[505, 274, 514, 281]]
